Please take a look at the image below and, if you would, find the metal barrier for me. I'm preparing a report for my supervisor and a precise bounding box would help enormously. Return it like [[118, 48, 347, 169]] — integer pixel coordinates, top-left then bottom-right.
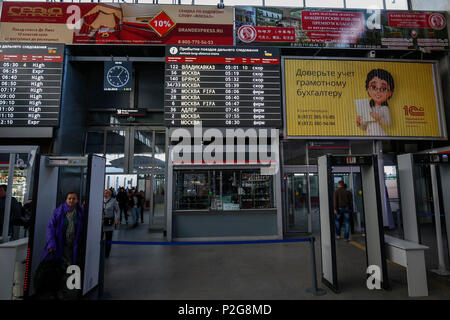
[[99, 237, 326, 298]]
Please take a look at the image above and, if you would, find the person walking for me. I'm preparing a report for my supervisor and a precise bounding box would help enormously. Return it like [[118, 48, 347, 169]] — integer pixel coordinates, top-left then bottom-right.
[[103, 189, 119, 258], [334, 181, 353, 242], [127, 190, 139, 228], [138, 190, 145, 224], [116, 187, 128, 224], [0, 184, 24, 240]]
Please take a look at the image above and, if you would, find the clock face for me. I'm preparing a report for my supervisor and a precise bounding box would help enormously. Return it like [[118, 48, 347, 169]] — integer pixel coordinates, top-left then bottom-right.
[[106, 65, 130, 88]]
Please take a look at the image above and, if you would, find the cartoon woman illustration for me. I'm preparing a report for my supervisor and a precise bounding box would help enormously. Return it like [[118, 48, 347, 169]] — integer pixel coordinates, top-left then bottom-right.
[[356, 69, 394, 136]]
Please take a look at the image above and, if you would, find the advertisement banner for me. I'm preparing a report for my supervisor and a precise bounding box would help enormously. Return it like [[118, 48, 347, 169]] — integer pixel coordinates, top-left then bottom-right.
[[284, 58, 446, 139], [0, 2, 233, 45], [235, 7, 449, 50]]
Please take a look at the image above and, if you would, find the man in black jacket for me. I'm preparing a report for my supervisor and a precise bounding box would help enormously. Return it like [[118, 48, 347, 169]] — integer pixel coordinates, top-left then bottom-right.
[[116, 187, 128, 224], [0, 184, 23, 239]]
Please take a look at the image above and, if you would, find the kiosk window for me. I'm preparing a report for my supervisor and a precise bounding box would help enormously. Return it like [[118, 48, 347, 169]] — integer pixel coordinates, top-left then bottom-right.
[[174, 169, 274, 211], [174, 171, 210, 210]]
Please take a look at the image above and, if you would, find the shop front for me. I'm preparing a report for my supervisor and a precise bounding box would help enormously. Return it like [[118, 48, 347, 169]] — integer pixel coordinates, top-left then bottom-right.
[[166, 128, 282, 241]]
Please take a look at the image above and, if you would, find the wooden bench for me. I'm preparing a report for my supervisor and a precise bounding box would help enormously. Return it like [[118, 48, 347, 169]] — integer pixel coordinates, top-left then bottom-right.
[[384, 235, 429, 297]]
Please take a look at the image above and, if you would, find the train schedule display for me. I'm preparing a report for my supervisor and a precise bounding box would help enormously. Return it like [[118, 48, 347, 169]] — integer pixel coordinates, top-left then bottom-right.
[[0, 43, 64, 127], [164, 46, 281, 128]]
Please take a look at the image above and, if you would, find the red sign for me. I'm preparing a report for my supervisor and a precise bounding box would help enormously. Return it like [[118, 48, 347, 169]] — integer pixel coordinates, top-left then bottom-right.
[[166, 56, 280, 64], [301, 11, 364, 33], [148, 11, 175, 37], [0, 54, 63, 62], [0, 2, 234, 45], [306, 31, 360, 44], [388, 12, 446, 30]]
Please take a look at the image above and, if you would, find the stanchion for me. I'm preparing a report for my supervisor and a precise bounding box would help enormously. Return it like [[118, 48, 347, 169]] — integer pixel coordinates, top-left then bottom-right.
[[306, 237, 326, 296]]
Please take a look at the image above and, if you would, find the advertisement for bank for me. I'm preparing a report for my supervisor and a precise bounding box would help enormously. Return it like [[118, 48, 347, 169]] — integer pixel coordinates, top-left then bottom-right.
[[283, 58, 446, 139], [0, 2, 234, 45], [235, 7, 449, 50]]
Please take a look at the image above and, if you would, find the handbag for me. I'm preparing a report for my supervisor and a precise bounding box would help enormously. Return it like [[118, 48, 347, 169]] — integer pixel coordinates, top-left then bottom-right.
[[103, 198, 115, 227], [34, 252, 63, 295], [103, 216, 114, 227]]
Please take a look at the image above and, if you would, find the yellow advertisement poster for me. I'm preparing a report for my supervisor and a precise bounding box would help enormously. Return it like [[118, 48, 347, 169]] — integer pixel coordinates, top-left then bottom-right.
[[284, 59, 444, 138]]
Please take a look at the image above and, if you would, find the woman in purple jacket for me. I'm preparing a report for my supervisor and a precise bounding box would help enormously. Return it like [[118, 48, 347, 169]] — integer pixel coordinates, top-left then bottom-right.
[[42, 192, 84, 267]]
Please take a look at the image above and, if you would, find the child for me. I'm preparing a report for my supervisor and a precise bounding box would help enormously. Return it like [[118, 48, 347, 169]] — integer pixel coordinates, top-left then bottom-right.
[[356, 69, 394, 136]]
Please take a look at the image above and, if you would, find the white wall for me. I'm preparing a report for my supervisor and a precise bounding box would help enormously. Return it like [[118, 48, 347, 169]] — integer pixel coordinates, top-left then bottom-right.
[[410, 0, 450, 11]]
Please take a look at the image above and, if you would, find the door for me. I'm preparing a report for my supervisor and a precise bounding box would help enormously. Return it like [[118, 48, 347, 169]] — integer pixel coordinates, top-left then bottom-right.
[[413, 164, 450, 270], [85, 126, 167, 228], [285, 173, 309, 233]]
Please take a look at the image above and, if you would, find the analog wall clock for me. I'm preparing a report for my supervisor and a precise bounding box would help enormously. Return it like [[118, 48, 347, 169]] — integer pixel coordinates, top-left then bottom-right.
[[104, 61, 132, 91]]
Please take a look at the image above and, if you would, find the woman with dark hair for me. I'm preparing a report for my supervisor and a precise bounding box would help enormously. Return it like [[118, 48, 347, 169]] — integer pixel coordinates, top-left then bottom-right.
[[40, 191, 84, 299], [356, 68, 394, 136]]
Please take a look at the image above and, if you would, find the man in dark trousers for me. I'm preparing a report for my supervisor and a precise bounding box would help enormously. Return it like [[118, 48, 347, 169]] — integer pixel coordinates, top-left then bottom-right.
[[116, 187, 128, 224], [334, 181, 353, 242], [0, 184, 23, 240]]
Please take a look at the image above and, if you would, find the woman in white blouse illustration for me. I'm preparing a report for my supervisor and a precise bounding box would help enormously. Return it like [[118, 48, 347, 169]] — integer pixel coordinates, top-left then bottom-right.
[[356, 69, 394, 136]]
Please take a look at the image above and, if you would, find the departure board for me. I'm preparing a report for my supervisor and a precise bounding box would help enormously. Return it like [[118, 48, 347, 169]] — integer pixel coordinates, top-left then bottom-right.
[[0, 43, 64, 127], [164, 46, 281, 127]]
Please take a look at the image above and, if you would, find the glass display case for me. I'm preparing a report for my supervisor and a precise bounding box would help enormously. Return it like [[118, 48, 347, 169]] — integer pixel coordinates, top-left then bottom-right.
[[174, 171, 210, 210], [174, 169, 275, 212], [240, 171, 274, 209]]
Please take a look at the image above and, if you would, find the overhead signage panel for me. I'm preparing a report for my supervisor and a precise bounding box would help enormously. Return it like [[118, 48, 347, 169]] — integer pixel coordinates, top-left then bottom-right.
[[0, 42, 64, 128], [235, 7, 449, 50], [164, 46, 282, 128], [0, 2, 234, 46]]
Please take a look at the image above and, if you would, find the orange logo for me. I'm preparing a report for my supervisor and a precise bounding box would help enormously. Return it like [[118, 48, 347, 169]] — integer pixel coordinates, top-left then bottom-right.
[[7, 6, 63, 18], [403, 105, 425, 116]]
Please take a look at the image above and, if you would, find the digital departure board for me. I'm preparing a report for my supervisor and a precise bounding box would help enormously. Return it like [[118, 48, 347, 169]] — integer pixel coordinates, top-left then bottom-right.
[[164, 46, 281, 127], [0, 43, 64, 127]]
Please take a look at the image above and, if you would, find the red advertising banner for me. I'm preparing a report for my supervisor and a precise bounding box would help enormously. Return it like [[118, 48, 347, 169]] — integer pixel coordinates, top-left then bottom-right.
[[301, 11, 365, 33], [235, 7, 449, 50], [0, 2, 234, 45], [388, 12, 447, 30]]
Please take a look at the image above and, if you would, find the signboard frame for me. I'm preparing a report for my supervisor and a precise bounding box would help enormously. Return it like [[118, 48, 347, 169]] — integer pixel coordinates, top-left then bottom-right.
[[235, 7, 449, 51], [164, 45, 282, 128], [0, 42, 65, 129], [281, 56, 447, 140]]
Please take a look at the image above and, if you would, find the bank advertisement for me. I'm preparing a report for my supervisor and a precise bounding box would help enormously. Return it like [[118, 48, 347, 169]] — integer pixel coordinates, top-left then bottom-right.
[[236, 7, 449, 50], [0, 2, 233, 45], [284, 58, 446, 139]]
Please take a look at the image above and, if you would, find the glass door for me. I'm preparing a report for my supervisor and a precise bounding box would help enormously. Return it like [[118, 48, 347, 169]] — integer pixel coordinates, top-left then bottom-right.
[[85, 126, 167, 230], [284, 173, 309, 233], [309, 173, 320, 233]]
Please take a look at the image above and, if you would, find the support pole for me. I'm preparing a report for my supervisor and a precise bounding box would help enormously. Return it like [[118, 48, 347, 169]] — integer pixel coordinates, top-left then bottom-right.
[[306, 237, 326, 296], [97, 237, 106, 298]]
